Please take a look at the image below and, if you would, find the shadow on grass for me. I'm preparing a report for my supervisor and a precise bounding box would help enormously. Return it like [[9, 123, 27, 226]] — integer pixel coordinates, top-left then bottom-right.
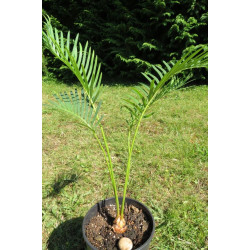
[[45, 174, 79, 198], [47, 217, 87, 250]]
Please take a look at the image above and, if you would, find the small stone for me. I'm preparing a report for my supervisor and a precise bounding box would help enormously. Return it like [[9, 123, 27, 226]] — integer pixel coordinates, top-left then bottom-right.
[[118, 237, 133, 250], [131, 205, 139, 213], [142, 221, 148, 231], [95, 235, 103, 241]]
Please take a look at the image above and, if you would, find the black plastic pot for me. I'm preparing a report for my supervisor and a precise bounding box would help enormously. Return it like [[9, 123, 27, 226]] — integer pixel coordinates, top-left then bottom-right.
[[82, 197, 155, 250]]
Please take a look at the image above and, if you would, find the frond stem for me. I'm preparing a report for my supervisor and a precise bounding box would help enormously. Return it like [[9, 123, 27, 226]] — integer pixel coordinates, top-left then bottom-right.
[[100, 126, 120, 216], [120, 103, 150, 217], [93, 132, 119, 216]]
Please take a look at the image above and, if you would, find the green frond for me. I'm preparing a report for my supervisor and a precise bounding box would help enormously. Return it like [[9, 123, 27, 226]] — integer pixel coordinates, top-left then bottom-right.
[[47, 89, 103, 131], [42, 17, 102, 104], [141, 42, 158, 51], [124, 47, 208, 124]]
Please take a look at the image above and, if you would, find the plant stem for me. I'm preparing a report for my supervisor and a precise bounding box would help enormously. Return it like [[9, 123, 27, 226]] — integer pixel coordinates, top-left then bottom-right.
[[89, 99, 120, 216], [100, 127, 120, 216], [120, 91, 162, 217], [120, 110, 147, 217], [93, 132, 115, 192], [87, 99, 120, 216]]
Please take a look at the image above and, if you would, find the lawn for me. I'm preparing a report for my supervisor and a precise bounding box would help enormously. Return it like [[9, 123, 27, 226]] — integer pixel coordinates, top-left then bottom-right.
[[42, 77, 208, 250]]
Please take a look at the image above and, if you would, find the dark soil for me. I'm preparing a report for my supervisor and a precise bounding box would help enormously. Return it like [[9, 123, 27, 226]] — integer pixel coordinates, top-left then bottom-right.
[[85, 203, 152, 249]]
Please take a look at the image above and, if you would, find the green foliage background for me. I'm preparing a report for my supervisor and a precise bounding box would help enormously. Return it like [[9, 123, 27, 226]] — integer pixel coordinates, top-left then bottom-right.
[[42, 0, 208, 83]]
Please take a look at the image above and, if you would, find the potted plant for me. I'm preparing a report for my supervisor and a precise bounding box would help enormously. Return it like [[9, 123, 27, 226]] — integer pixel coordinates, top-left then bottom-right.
[[43, 16, 208, 250]]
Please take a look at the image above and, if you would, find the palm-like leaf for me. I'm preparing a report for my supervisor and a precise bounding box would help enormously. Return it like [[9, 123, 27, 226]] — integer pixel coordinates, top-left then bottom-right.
[[48, 89, 103, 131], [42, 16, 102, 104], [123, 47, 208, 123]]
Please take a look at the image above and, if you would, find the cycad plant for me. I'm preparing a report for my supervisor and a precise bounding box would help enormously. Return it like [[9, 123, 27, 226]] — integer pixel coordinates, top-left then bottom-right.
[[43, 16, 208, 233]]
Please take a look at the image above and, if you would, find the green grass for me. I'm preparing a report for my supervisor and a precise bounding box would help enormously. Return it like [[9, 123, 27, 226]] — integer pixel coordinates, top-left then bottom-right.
[[42, 77, 208, 250]]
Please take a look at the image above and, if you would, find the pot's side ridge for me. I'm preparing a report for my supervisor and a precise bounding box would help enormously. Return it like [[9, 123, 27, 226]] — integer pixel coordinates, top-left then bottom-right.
[[82, 197, 155, 250]]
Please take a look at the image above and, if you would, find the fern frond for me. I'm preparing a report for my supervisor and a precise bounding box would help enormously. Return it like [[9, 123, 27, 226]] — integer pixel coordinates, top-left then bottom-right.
[[116, 54, 152, 68], [141, 42, 158, 51]]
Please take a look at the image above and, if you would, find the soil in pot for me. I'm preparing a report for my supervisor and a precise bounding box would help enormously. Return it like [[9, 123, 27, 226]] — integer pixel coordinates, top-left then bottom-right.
[[85, 203, 152, 249]]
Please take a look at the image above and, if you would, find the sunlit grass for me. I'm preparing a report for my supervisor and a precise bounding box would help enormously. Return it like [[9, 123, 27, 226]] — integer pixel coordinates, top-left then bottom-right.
[[42, 77, 208, 249]]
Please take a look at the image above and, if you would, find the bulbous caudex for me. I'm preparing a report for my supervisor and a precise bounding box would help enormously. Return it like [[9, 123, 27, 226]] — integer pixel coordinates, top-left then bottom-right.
[[113, 215, 127, 233]]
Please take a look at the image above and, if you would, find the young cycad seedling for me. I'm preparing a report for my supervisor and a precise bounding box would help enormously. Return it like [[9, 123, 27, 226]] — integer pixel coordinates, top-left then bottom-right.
[[43, 15, 208, 233]]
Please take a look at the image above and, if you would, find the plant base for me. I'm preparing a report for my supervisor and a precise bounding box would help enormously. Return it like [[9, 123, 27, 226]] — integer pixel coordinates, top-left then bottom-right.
[[82, 197, 155, 250]]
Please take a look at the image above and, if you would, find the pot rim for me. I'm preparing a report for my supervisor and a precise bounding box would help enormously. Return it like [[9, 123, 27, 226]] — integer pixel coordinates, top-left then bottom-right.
[[82, 197, 155, 250]]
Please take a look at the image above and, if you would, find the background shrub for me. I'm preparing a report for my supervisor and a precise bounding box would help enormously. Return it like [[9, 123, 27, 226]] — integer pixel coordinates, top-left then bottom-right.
[[42, 0, 207, 84]]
